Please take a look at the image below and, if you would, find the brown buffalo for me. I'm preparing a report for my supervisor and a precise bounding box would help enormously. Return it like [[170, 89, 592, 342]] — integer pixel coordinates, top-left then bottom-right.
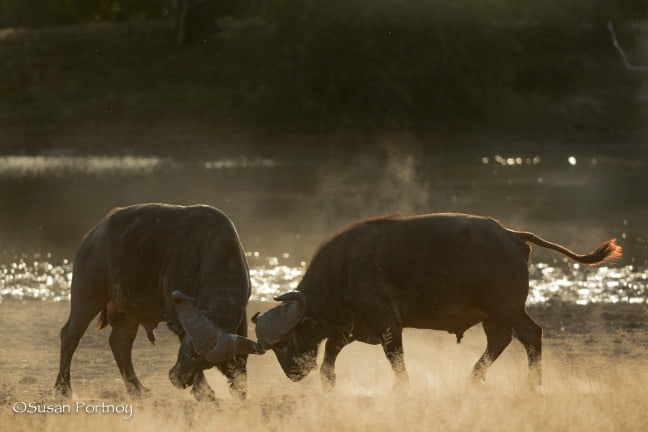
[[54, 204, 263, 400], [253, 213, 621, 389]]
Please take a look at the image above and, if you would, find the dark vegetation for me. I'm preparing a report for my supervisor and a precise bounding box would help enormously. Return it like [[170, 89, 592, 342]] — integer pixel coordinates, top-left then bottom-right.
[[1, 1, 646, 151]]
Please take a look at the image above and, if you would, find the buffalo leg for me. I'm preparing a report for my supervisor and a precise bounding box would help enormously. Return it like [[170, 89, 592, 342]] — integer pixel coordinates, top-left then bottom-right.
[[169, 332, 217, 401], [109, 316, 149, 396], [359, 298, 409, 384], [190, 371, 216, 402], [216, 356, 247, 400], [511, 311, 543, 389], [480, 302, 543, 389], [220, 310, 249, 400], [321, 334, 352, 391], [368, 324, 408, 384], [472, 318, 513, 382], [54, 297, 105, 397], [383, 331, 408, 383]]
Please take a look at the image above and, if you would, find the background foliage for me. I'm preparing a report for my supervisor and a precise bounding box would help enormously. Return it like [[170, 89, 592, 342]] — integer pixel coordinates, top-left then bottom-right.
[[1, 1, 646, 139]]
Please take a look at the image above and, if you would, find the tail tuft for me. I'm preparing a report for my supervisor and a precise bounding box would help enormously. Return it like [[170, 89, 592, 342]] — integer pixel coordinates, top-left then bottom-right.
[[593, 238, 622, 263]]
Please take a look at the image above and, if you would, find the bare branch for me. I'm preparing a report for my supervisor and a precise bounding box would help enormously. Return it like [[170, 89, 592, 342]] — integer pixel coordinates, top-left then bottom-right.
[[608, 21, 648, 72]]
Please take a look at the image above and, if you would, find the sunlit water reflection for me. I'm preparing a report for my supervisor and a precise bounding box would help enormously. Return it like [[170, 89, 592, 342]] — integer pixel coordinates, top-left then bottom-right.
[[0, 154, 277, 177], [1, 254, 645, 305], [1, 150, 646, 305], [0, 155, 164, 177]]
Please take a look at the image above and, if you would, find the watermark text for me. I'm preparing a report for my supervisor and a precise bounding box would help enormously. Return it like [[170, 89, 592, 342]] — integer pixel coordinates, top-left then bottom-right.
[[12, 400, 133, 420]]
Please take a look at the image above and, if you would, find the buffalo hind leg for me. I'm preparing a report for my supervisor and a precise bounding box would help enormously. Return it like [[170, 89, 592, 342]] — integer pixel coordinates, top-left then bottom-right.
[[191, 371, 216, 402], [54, 297, 105, 397], [321, 334, 353, 391], [512, 311, 543, 389], [216, 356, 247, 401], [109, 315, 149, 396], [472, 318, 513, 382]]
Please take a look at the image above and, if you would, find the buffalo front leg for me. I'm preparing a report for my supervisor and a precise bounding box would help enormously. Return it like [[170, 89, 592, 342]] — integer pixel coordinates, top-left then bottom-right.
[[472, 318, 513, 383], [190, 371, 216, 402], [109, 316, 149, 396], [321, 334, 353, 391], [382, 330, 408, 385], [215, 311, 249, 400], [359, 296, 409, 386], [216, 355, 248, 401], [372, 325, 408, 385]]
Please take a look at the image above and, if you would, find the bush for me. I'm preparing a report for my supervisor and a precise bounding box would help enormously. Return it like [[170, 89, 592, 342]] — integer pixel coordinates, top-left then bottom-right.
[[239, 0, 644, 130], [0, 0, 163, 28]]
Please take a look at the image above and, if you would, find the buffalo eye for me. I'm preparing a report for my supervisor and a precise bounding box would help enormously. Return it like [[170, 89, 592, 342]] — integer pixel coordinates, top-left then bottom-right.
[[274, 340, 289, 350]]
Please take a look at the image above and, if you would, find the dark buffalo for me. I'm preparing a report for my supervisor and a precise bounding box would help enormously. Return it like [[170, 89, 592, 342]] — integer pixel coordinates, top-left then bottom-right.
[[54, 204, 263, 400], [253, 213, 621, 389]]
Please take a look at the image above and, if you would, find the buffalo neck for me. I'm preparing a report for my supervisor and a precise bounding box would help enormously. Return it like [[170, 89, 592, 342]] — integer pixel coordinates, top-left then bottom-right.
[[299, 283, 350, 339]]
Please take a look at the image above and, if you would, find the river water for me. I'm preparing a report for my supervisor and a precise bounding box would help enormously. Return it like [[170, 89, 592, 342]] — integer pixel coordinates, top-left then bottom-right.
[[0, 145, 646, 305]]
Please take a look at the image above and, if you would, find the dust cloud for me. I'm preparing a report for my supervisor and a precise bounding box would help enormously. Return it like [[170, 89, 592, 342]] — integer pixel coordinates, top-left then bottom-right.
[[315, 140, 431, 225]]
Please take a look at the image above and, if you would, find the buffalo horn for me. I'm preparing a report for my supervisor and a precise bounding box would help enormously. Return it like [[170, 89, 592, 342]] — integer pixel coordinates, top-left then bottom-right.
[[274, 291, 306, 304], [205, 334, 265, 363], [171, 290, 220, 356], [171, 291, 197, 303], [172, 291, 264, 361], [253, 290, 307, 349]]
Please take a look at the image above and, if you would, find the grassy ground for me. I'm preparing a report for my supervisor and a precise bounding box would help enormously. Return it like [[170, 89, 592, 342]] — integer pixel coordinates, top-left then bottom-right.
[[0, 301, 646, 431]]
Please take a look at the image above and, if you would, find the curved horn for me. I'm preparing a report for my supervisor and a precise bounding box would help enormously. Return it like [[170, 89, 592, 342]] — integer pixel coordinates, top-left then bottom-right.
[[254, 290, 307, 349], [205, 334, 265, 363], [171, 291, 220, 356], [173, 291, 265, 361], [251, 312, 260, 324], [172, 291, 197, 303], [274, 291, 306, 304]]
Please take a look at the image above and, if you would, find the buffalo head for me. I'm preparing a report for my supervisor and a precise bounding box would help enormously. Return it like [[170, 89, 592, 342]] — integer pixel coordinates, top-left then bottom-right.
[[252, 291, 320, 381], [168, 291, 263, 389]]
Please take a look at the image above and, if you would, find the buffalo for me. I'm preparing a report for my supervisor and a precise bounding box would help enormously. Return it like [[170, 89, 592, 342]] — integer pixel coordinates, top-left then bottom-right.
[[54, 204, 263, 400], [253, 213, 621, 389]]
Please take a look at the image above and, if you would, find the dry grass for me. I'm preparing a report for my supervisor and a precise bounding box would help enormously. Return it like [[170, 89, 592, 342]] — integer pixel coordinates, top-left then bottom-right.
[[1, 302, 646, 431]]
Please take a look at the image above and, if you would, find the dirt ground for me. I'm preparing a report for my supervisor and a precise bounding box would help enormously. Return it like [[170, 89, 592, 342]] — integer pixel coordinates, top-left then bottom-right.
[[1, 301, 646, 431]]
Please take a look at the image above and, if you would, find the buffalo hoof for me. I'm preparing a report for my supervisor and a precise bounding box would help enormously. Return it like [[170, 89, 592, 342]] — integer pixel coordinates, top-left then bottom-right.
[[191, 386, 216, 402], [53, 382, 72, 398], [168, 367, 192, 390], [391, 374, 409, 392], [527, 380, 542, 393], [321, 378, 335, 393], [126, 383, 151, 398], [320, 369, 336, 392]]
